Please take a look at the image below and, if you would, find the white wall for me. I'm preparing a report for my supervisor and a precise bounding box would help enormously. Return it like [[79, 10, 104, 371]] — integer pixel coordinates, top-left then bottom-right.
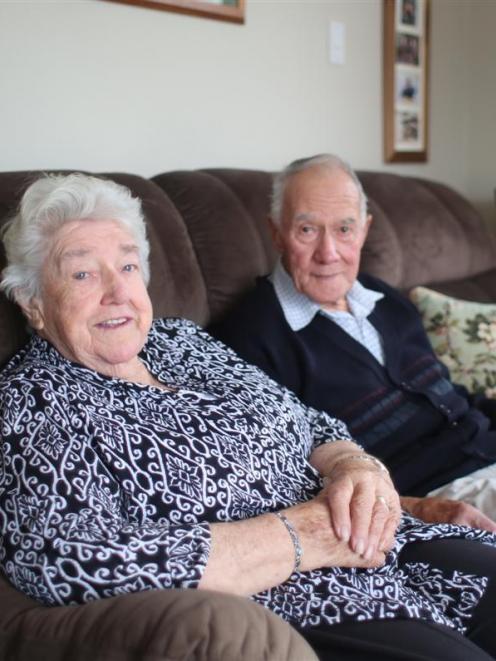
[[466, 1, 496, 225], [0, 0, 494, 223]]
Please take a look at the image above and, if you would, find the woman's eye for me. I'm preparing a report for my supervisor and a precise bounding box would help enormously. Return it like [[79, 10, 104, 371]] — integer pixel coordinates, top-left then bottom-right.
[[73, 271, 88, 281], [122, 263, 138, 273]]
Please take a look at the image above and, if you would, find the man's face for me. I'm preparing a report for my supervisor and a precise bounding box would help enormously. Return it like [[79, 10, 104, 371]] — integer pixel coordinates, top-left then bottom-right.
[[271, 167, 371, 312]]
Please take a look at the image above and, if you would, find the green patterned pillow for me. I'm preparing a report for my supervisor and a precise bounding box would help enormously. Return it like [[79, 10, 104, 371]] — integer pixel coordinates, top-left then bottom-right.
[[409, 286, 496, 397]]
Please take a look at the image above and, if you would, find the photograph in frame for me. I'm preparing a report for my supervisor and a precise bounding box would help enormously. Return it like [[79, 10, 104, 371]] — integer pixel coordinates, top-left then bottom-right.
[[395, 69, 422, 106], [395, 110, 423, 151], [383, 0, 429, 162], [397, 0, 421, 32], [396, 33, 420, 66]]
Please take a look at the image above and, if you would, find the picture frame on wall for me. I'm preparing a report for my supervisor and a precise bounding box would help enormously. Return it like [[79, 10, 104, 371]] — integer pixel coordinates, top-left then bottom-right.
[[104, 0, 245, 24], [383, 0, 430, 162]]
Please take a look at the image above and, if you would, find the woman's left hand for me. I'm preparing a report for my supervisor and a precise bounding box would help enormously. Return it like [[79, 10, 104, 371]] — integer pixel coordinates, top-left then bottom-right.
[[322, 459, 401, 560], [310, 441, 401, 560]]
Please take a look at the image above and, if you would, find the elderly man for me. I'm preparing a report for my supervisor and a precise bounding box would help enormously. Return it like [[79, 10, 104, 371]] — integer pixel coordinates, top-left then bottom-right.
[[210, 153, 496, 530]]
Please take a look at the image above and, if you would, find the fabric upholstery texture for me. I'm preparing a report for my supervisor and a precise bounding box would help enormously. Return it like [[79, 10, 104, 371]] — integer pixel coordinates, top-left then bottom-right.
[[1, 168, 496, 367], [0, 573, 315, 660], [357, 173, 496, 290], [410, 286, 496, 397], [1, 166, 496, 660]]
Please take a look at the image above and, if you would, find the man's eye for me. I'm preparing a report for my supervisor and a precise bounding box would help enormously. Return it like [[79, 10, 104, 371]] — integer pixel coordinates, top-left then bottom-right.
[[122, 263, 138, 272], [338, 225, 355, 237], [73, 271, 88, 280]]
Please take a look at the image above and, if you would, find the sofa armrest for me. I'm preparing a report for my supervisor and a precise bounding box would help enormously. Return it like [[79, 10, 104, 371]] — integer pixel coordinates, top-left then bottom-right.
[[0, 573, 316, 661]]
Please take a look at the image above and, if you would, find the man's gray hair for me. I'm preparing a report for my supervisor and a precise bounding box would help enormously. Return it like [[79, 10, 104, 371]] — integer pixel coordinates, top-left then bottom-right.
[[0, 173, 150, 305], [271, 153, 368, 225]]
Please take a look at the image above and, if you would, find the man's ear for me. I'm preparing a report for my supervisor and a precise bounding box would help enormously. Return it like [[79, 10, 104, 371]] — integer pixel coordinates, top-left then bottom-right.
[[19, 296, 45, 331], [267, 216, 284, 253], [361, 213, 373, 245]]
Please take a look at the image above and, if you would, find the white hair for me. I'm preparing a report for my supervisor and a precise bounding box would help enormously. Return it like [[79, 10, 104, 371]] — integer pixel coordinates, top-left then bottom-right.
[[0, 173, 150, 304], [271, 153, 368, 225]]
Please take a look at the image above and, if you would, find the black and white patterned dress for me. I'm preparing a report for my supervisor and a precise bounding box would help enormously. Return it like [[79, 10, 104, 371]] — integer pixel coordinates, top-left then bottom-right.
[[0, 318, 494, 632]]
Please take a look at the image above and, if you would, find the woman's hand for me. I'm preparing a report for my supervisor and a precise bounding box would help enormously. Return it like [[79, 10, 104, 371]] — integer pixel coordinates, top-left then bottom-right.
[[286, 493, 387, 572], [323, 461, 401, 560], [309, 441, 401, 561], [200, 442, 398, 597], [200, 493, 387, 597]]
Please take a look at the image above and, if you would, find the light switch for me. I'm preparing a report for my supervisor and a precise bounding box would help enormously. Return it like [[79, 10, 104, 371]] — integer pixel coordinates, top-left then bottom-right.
[[329, 21, 346, 65]]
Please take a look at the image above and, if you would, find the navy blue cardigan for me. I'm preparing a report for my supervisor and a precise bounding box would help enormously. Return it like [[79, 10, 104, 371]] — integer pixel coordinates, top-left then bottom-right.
[[210, 275, 496, 496]]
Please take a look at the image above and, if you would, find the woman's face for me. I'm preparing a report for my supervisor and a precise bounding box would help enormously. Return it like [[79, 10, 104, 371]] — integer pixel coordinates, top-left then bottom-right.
[[25, 219, 153, 378]]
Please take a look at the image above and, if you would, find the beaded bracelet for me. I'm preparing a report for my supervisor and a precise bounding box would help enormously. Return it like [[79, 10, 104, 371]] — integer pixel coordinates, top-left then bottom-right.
[[331, 452, 389, 475], [274, 512, 302, 573]]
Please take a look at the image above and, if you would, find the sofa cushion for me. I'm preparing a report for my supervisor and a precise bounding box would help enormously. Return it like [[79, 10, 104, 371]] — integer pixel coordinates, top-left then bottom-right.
[[0, 572, 316, 661], [151, 170, 274, 324], [357, 172, 496, 290], [410, 286, 496, 397]]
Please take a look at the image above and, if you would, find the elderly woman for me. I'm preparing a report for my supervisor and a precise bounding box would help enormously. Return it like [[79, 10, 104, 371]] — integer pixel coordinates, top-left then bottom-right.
[[1, 174, 496, 661]]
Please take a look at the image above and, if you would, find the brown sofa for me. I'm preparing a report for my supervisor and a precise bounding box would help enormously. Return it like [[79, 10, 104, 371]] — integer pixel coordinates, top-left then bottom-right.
[[1, 167, 496, 660]]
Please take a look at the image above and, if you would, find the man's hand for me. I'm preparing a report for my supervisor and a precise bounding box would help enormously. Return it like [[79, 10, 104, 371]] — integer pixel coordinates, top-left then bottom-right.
[[401, 495, 496, 533]]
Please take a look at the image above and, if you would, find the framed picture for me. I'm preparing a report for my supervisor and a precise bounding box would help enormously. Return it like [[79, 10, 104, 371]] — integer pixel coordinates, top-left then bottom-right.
[[383, 0, 430, 162], [104, 0, 245, 24]]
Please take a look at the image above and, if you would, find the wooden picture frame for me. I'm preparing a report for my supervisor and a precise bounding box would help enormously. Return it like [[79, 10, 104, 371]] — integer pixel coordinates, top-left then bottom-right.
[[105, 0, 245, 24], [383, 0, 429, 162]]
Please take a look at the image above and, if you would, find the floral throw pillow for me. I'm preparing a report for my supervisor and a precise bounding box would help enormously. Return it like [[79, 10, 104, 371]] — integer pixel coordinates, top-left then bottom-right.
[[409, 286, 496, 397]]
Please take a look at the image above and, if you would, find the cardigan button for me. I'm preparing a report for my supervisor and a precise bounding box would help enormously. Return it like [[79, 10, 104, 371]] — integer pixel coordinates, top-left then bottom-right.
[[439, 404, 451, 414], [400, 381, 412, 390]]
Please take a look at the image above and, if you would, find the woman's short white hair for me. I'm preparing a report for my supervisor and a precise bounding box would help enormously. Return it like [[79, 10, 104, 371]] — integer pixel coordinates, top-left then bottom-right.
[[271, 153, 368, 225], [0, 173, 150, 304]]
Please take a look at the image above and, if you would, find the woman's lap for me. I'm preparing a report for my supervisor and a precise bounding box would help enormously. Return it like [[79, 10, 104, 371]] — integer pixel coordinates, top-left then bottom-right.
[[398, 536, 496, 577], [399, 537, 496, 656], [295, 618, 494, 661], [297, 537, 496, 660]]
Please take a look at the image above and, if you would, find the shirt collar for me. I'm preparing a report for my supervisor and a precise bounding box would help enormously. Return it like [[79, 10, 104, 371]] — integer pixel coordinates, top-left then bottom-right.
[[269, 259, 383, 331]]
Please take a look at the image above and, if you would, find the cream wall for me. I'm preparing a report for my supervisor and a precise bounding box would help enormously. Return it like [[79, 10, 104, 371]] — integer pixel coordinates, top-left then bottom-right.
[[0, 0, 494, 223], [466, 1, 496, 225]]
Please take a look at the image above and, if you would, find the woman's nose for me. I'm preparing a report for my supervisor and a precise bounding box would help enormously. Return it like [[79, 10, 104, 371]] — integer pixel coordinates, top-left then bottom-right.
[[101, 272, 127, 305]]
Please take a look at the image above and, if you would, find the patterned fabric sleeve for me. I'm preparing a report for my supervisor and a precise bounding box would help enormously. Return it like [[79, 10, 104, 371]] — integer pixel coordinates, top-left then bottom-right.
[[300, 404, 353, 453], [172, 320, 354, 455], [0, 376, 211, 606]]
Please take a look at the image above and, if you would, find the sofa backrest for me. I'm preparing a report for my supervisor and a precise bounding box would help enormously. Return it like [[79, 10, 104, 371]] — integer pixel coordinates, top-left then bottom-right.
[[1, 167, 495, 367]]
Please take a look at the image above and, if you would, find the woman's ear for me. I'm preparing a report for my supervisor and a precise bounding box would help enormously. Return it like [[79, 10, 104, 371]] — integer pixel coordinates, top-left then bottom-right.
[[18, 296, 45, 331]]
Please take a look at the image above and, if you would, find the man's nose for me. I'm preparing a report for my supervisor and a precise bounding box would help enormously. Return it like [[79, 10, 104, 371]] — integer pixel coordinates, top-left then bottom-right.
[[101, 271, 127, 305], [314, 232, 339, 262]]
